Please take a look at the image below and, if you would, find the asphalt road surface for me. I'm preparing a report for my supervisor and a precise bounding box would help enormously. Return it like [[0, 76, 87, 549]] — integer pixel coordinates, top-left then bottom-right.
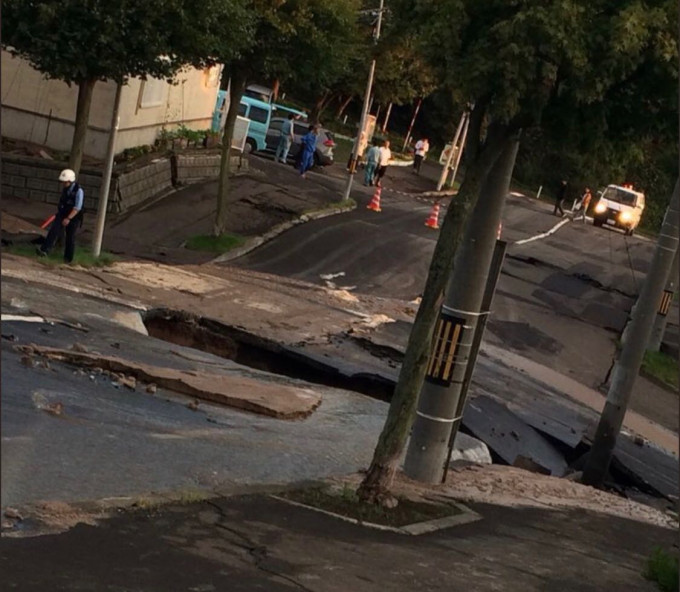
[[234, 164, 678, 432]]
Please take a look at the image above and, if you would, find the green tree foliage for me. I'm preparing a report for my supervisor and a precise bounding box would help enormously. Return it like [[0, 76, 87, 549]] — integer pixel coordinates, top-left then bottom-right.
[[358, 0, 678, 503], [2, 0, 249, 174]]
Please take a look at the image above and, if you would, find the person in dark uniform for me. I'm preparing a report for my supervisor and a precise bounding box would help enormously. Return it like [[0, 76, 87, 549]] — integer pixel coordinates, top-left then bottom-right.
[[553, 179, 567, 216], [37, 168, 84, 263]]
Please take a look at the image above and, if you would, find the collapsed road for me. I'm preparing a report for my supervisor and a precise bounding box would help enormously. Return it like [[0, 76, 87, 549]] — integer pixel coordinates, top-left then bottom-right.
[[1, 259, 677, 519]]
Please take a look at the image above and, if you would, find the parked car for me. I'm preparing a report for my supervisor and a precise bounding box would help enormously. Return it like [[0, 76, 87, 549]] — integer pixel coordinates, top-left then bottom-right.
[[265, 117, 336, 167]]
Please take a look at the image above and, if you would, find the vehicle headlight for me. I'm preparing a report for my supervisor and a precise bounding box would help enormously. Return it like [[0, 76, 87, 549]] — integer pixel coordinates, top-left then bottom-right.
[[619, 210, 632, 223], [595, 202, 607, 214]]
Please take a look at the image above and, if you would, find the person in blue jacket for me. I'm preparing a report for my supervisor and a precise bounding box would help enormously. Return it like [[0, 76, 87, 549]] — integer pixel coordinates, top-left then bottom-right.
[[298, 125, 318, 179], [37, 168, 84, 263]]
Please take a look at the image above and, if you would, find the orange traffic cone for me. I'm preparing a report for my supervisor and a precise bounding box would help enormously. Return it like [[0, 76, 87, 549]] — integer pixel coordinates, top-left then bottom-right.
[[367, 186, 382, 212], [425, 202, 440, 229]]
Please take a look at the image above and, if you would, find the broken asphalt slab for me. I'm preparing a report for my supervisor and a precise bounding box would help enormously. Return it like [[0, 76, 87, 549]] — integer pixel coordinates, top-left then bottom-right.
[[1, 303, 387, 508], [1, 492, 674, 591], [17, 344, 321, 420]]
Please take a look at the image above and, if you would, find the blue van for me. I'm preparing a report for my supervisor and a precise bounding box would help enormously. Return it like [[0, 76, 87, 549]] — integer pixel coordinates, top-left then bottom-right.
[[211, 92, 309, 154], [212, 91, 272, 153]]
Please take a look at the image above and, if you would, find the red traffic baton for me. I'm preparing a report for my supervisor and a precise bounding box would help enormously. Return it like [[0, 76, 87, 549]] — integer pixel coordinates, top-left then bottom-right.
[[40, 214, 55, 229]]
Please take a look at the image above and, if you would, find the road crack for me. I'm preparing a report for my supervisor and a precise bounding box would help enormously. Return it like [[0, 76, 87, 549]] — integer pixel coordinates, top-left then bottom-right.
[[206, 500, 318, 592]]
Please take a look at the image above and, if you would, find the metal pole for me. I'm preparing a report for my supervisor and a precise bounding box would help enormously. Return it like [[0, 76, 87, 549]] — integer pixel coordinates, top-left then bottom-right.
[[648, 247, 678, 351], [582, 179, 680, 487], [342, 0, 384, 201], [92, 82, 123, 258], [402, 98, 422, 152], [436, 112, 467, 191], [447, 112, 470, 189], [404, 135, 520, 484], [442, 239, 507, 483]]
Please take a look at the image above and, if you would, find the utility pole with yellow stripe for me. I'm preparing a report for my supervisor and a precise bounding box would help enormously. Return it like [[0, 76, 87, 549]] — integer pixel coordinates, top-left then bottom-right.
[[403, 135, 520, 484]]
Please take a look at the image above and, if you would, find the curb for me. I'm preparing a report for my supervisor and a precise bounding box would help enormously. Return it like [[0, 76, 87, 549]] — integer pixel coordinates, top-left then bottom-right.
[[211, 200, 357, 264], [640, 368, 678, 395]]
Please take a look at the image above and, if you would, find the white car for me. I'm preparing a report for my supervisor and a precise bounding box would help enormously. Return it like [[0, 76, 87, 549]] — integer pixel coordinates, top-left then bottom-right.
[[592, 184, 645, 236]]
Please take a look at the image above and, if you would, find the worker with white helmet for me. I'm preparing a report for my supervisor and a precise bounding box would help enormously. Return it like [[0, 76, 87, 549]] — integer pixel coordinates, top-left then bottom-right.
[[37, 169, 84, 263]]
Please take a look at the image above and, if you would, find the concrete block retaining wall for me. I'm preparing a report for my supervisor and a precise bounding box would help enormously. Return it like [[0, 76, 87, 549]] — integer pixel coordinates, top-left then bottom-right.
[[175, 153, 247, 185], [1, 151, 246, 215]]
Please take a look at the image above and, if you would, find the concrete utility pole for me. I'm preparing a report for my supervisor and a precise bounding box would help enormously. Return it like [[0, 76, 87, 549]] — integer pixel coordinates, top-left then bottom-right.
[[342, 0, 384, 202], [582, 179, 680, 487], [446, 112, 470, 189], [648, 247, 678, 351], [404, 135, 520, 483], [92, 82, 123, 258], [436, 111, 468, 191]]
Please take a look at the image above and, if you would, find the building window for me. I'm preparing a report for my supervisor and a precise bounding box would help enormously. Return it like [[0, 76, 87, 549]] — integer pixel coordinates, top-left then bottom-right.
[[139, 77, 167, 109]]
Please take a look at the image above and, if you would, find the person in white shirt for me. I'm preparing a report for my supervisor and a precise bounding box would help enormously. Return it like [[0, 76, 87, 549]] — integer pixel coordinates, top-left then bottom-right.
[[413, 137, 429, 174], [376, 140, 392, 187]]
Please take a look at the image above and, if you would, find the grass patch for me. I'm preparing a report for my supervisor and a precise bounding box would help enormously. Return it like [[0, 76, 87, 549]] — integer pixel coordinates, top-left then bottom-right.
[[642, 350, 679, 390], [281, 484, 459, 527], [644, 547, 679, 592], [185, 233, 246, 254], [5, 243, 117, 267]]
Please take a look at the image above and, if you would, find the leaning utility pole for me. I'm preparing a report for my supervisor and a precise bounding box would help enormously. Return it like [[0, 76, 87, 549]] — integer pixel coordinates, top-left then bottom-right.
[[342, 0, 384, 202], [582, 180, 680, 487], [92, 82, 123, 258], [436, 111, 468, 192], [404, 135, 520, 483], [402, 98, 422, 152], [647, 247, 678, 352]]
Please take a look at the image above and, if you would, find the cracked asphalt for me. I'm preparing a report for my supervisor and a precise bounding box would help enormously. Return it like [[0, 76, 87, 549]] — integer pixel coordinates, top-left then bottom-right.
[[232, 185, 679, 432], [1, 493, 673, 591]]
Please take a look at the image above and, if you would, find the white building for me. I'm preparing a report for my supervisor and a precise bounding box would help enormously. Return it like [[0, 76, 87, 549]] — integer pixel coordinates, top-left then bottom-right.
[[1, 50, 222, 159]]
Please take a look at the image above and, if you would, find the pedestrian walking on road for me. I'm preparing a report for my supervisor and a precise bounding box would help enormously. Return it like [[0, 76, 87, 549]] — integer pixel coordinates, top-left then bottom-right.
[[298, 124, 318, 179], [413, 137, 429, 174], [375, 140, 392, 187], [37, 169, 84, 263], [364, 141, 380, 186], [578, 187, 593, 223], [553, 179, 567, 216], [275, 113, 295, 164]]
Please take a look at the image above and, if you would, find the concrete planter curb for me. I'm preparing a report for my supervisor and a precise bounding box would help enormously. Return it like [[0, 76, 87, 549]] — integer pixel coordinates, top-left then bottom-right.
[[270, 494, 482, 535], [212, 200, 357, 264]]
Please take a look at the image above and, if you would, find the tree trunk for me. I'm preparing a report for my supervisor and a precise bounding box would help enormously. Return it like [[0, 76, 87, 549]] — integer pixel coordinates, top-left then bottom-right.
[[68, 78, 96, 175], [272, 78, 280, 102], [336, 95, 353, 119], [310, 90, 331, 124], [214, 72, 246, 236], [357, 121, 512, 504]]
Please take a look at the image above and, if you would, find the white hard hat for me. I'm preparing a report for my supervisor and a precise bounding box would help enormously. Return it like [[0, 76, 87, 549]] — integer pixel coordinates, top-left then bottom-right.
[[58, 169, 76, 182]]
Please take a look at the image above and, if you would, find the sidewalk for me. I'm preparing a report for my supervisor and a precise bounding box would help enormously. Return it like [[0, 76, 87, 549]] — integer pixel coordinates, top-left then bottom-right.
[[1, 487, 674, 591], [1, 156, 356, 265]]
